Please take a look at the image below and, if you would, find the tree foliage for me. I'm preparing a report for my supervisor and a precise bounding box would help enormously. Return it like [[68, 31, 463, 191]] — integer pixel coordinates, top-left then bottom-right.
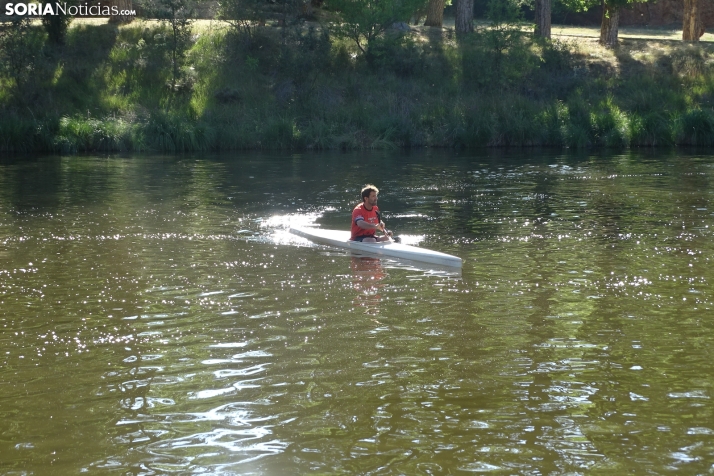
[[144, 0, 201, 91], [483, 0, 529, 83], [328, 0, 428, 53], [0, 17, 44, 92], [218, 0, 309, 40]]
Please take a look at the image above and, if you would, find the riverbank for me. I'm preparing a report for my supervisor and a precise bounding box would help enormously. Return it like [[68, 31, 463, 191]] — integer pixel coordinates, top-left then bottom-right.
[[1, 19, 713, 153]]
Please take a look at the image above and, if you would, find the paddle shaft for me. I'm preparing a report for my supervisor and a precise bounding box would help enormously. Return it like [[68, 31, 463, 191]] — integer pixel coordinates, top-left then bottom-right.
[[375, 210, 393, 240]]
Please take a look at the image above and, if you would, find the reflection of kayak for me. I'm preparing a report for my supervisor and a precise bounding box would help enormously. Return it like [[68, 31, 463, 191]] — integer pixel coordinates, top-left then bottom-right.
[[289, 227, 462, 268]]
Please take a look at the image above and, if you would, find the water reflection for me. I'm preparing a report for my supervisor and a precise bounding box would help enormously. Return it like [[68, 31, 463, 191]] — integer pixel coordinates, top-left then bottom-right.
[[351, 257, 386, 315]]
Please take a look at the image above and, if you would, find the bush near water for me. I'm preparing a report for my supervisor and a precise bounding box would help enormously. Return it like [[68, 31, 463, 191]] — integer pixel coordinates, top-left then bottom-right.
[[1, 18, 714, 153]]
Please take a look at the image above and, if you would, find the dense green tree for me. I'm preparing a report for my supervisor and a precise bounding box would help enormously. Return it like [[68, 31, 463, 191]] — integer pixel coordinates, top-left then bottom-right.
[[218, 0, 308, 38], [0, 16, 43, 91], [217, 0, 261, 39], [145, 0, 200, 91], [328, 0, 427, 53], [484, 0, 527, 82]]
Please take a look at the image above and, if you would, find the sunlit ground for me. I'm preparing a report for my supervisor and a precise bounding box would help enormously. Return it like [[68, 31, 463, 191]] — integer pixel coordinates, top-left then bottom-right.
[[66, 17, 714, 43]]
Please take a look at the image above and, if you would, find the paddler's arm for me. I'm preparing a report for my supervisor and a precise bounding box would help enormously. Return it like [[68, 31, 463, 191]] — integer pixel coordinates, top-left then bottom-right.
[[355, 220, 390, 239], [355, 219, 382, 231]]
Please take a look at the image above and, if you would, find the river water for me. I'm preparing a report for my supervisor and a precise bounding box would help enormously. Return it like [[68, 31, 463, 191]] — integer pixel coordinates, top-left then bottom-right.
[[1, 150, 713, 474]]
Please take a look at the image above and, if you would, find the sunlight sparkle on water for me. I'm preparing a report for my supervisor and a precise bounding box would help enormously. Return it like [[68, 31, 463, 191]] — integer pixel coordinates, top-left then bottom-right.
[[261, 212, 323, 245], [5, 153, 714, 475]]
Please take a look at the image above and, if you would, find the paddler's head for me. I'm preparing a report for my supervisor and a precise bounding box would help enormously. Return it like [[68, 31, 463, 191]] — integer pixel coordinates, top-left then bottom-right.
[[361, 185, 379, 208]]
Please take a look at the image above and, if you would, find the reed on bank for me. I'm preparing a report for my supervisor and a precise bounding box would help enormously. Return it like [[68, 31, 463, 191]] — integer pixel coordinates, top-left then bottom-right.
[[1, 19, 713, 153]]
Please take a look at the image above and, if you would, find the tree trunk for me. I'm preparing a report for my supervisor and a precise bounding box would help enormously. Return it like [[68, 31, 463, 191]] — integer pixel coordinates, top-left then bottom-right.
[[424, 0, 446, 27], [599, 2, 619, 48], [108, 0, 134, 24], [683, 0, 705, 42], [42, 14, 70, 45], [455, 0, 473, 34], [534, 0, 551, 39]]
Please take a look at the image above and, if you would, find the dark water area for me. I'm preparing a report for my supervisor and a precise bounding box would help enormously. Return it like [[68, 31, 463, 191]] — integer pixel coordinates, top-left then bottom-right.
[[1, 150, 714, 474]]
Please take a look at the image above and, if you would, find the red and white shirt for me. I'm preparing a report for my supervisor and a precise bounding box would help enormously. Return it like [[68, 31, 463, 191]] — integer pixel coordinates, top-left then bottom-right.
[[351, 203, 380, 240]]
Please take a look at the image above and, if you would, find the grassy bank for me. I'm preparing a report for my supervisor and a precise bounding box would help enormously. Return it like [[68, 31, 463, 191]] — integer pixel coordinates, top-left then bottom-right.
[[1, 19, 714, 153]]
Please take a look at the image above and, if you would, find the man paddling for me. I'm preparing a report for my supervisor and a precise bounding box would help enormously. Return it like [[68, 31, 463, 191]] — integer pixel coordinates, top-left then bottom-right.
[[351, 184, 393, 242]]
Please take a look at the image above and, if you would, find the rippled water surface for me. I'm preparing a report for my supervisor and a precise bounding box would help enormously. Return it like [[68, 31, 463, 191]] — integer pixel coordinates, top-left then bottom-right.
[[2, 151, 714, 474]]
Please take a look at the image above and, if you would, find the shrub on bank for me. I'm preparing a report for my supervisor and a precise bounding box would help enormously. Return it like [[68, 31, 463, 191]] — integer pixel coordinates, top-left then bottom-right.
[[1, 20, 713, 153]]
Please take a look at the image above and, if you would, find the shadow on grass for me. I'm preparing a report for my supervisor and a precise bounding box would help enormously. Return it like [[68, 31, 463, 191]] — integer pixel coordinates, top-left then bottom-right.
[[45, 23, 120, 115]]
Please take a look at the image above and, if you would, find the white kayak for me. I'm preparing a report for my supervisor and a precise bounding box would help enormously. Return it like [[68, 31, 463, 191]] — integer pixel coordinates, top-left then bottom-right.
[[289, 227, 462, 268]]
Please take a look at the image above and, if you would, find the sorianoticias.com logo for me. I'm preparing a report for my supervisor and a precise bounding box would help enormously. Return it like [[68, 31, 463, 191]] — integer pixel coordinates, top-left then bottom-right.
[[5, 2, 136, 16]]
